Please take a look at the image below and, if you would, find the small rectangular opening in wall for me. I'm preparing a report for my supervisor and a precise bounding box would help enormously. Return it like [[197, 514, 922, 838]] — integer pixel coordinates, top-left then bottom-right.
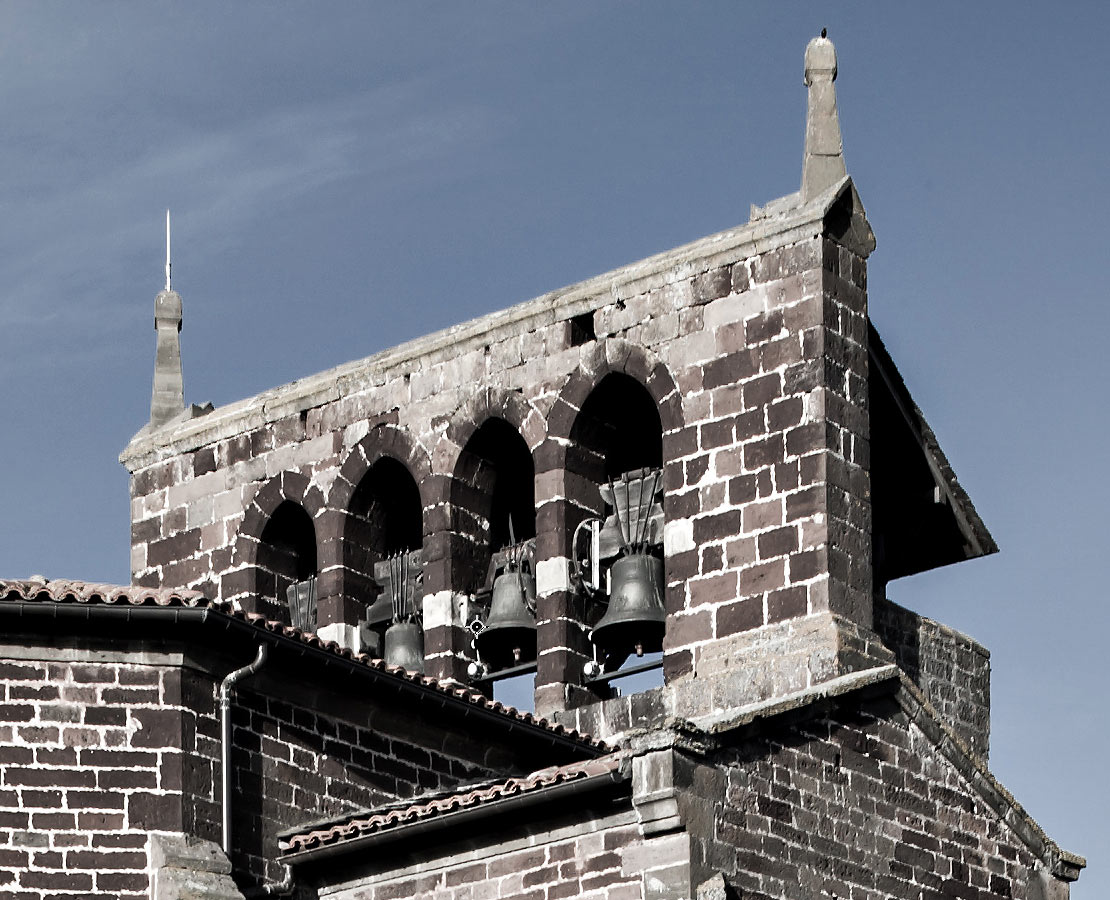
[[492, 671, 536, 713], [590, 652, 664, 696], [568, 312, 596, 347]]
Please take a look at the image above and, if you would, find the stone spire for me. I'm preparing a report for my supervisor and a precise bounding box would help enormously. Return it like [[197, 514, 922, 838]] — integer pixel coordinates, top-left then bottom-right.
[[150, 211, 184, 427], [801, 29, 847, 203]]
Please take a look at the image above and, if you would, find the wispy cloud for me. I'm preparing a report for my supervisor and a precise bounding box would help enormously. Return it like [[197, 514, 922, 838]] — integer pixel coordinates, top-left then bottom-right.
[[0, 77, 498, 367]]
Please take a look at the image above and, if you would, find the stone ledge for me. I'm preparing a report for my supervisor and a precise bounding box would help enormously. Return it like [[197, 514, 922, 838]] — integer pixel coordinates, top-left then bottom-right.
[[150, 834, 243, 900]]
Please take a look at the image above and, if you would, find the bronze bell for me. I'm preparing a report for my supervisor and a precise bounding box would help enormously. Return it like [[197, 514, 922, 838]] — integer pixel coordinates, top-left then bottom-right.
[[475, 568, 537, 670], [591, 553, 665, 660], [383, 621, 425, 673]]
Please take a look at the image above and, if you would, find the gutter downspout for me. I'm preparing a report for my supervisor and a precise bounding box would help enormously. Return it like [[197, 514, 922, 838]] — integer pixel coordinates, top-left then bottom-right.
[[220, 643, 268, 855], [244, 864, 294, 898]]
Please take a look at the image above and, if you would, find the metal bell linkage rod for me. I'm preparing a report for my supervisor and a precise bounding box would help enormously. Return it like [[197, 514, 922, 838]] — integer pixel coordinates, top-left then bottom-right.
[[383, 550, 424, 673], [285, 577, 317, 633]]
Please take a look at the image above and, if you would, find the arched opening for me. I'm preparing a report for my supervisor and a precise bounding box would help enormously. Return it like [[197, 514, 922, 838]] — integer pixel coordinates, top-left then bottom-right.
[[347, 457, 425, 660], [569, 373, 666, 682], [572, 372, 664, 480], [347, 456, 423, 585], [451, 417, 536, 596], [256, 501, 317, 624], [450, 417, 539, 681]]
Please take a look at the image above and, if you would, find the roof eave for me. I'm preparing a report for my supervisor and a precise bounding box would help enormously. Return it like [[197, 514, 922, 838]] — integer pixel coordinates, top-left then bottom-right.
[[280, 767, 630, 868], [0, 597, 606, 758], [869, 321, 999, 562]]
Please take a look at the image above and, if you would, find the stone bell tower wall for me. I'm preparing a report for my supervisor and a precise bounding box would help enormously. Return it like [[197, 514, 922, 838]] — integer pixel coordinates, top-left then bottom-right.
[[122, 180, 885, 719]]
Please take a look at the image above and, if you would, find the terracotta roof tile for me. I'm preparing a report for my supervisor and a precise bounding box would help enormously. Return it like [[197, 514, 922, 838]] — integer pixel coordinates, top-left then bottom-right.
[[0, 577, 207, 607], [279, 753, 627, 855], [0, 577, 607, 752]]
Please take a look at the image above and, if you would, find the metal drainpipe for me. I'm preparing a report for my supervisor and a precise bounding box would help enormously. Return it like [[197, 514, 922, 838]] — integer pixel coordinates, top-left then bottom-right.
[[219, 643, 269, 855], [243, 864, 294, 898]]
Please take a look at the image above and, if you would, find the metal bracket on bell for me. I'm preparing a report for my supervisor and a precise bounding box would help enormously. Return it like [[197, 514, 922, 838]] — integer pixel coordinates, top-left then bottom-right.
[[572, 516, 604, 595], [369, 548, 424, 627]]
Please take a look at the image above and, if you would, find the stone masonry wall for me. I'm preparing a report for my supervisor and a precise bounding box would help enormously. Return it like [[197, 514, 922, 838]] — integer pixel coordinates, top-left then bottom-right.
[[677, 694, 1046, 900], [225, 678, 507, 890], [318, 809, 693, 900], [874, 596, 991, 760], [125, 192, 885, 718], [159, 651, 532, 892], [0, 650, 195, 899], [0, 638, 534, 897]]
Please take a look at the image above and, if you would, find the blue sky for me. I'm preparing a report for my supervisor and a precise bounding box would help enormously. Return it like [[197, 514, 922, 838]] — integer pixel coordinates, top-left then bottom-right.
[[0, 3, 1104, 890]]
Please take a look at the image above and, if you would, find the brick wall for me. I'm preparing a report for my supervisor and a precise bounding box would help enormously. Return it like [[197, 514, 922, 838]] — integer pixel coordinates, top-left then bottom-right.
[[676, 694, 1043, 900], [0, 652, 192, 899], [324, 823, 642, 900], [226, 678, 505, 889], [0, 636, 551, 896], [317, 811, 696, 900], [874, 596, 991, 760]]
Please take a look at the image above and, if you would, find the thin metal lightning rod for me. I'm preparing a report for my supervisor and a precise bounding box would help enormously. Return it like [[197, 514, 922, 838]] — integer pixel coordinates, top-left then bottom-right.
[[164, 210, 172, 292]]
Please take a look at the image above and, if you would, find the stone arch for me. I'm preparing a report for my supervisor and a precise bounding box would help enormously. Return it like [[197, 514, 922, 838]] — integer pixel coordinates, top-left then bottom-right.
[[531, 340, 684, 709], [441, 386, 547, 460], [322, 424, 433, 616], [542, 339, 684, 471], [428, 388, 543, 597], [225, 471, 325, 619], [415, 389, 548, 681], [328, 424, 435, 522]]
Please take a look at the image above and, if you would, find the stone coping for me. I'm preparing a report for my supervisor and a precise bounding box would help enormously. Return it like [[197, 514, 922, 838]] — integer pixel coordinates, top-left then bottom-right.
[[120, 178, 859, 471]]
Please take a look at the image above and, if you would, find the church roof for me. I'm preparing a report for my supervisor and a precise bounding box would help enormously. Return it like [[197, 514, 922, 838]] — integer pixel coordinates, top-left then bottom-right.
[[277, 665, 1085, 881], [278, 753, 628, 858], [0, 577, 608, 755]]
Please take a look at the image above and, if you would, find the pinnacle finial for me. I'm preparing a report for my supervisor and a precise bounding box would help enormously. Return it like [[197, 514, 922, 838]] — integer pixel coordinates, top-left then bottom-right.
[[151, 211, 184, 428], [801, 30, 847, 201]]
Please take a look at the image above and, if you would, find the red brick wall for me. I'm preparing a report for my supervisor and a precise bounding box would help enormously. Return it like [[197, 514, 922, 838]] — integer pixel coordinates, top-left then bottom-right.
[[874, 597, 992, 760], [225, 679, 505, 889]]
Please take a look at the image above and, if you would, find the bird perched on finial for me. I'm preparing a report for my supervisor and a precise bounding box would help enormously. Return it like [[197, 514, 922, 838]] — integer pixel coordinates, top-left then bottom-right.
[[821, 28, 827, 38]]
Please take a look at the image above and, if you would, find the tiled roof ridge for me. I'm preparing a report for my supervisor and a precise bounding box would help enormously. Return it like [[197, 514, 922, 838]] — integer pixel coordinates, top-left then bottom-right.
[[279, 752, 628, 855], [0, 577, 606, 752], [0, 577, 208, 607]]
